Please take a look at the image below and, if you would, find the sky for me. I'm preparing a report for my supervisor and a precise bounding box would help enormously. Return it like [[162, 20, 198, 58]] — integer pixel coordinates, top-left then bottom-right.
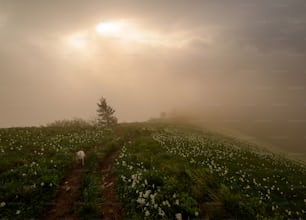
[[1, 0, 306, 157]]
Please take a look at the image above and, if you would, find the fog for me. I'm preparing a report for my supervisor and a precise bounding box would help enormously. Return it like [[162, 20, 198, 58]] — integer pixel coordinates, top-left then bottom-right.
[[1, 0, 306, 159]]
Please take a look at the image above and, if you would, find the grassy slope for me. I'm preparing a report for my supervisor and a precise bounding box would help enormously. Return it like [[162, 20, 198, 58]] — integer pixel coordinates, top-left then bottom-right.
[[0, 126, 108, 219], [0, 123, 305, 219], [115, 122, 306, 219]]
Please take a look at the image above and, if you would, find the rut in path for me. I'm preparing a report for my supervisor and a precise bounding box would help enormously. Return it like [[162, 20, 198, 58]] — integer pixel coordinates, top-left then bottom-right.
[[42, 162, 83, 220], [100, 148, 122, 220]]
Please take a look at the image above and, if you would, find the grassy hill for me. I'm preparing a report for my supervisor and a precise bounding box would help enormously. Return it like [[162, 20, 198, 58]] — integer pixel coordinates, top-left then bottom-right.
[[0, 123, 305, 219]]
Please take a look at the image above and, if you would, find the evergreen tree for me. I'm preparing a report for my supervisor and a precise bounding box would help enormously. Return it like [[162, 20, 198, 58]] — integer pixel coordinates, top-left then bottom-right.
[[96, 97, 118, 126]]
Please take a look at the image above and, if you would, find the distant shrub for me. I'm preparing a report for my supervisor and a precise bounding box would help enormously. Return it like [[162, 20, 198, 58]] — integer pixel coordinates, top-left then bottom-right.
[[46, 118, 95, 128]]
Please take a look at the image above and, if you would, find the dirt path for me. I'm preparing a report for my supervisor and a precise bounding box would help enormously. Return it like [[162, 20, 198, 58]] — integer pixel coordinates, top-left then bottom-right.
[[42, 162, 83, 220], [42, 142, 122, 220], [100, 148, 122, 220]]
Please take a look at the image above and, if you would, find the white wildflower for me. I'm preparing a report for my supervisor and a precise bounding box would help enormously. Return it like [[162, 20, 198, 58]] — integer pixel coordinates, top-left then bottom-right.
[[143, 190, 151, 199], [145, 210, 150, 216], [162, 200, 171, 207], [16, 210, 21, 215], [0, 202, 6, 207], [150, 194, 156, 204], [137, 198, 145, 205], [158, 207, 165, 216], [175, 213, 182, 220], [132, 181, 136, 188]]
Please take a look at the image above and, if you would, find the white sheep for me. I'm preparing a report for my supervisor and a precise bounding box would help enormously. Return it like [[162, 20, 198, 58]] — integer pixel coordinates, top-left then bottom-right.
[[76, 150, 86, 166]]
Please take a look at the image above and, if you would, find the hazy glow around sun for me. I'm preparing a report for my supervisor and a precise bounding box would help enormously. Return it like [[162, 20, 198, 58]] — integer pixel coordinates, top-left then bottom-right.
[[66, 32, 88, 49], [95, 20, 180, 47], [63, 19, 201, 53]]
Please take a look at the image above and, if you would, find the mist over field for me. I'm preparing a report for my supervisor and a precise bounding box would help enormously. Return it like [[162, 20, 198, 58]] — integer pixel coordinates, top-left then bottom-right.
[[1, 0, 306, 158]]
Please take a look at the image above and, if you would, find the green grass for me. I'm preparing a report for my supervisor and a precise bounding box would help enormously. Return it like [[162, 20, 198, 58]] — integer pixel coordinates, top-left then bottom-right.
[[78, 151, 101, 220], [113, 123, 306, 219], [114, 130, 201, 219], [0, 123, 305, 219], [0, 126, 107, 219], [77, 130, 125, 220]]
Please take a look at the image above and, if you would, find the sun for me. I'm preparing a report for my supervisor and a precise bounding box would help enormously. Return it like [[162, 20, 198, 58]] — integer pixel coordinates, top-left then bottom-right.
[[95, 20, 154, 45], [95, 21, 127, 38]]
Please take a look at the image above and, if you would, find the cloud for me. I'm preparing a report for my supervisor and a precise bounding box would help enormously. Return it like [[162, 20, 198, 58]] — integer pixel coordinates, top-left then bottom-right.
[[0, 12, 7, 29], [1, 0, 306, 128]]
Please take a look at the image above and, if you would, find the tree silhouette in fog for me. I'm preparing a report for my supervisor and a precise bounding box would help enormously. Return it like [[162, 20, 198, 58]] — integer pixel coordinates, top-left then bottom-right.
[[96, 97, 117, 126]]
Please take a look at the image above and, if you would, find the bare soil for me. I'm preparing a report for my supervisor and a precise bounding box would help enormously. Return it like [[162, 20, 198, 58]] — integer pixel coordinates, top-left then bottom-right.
[[42, 162, 84, 220], [99, 149, 122, 220]]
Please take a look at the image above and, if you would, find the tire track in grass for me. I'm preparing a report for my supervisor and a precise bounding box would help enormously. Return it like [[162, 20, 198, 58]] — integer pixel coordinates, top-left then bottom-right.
[[42, 161, 84, 220], [99, 146, 122, 220], [42, 127, 130, 220]]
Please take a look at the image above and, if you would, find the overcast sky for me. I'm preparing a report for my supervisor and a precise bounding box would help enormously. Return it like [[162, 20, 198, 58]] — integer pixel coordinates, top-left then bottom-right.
[[1, 0, 306, 155]]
